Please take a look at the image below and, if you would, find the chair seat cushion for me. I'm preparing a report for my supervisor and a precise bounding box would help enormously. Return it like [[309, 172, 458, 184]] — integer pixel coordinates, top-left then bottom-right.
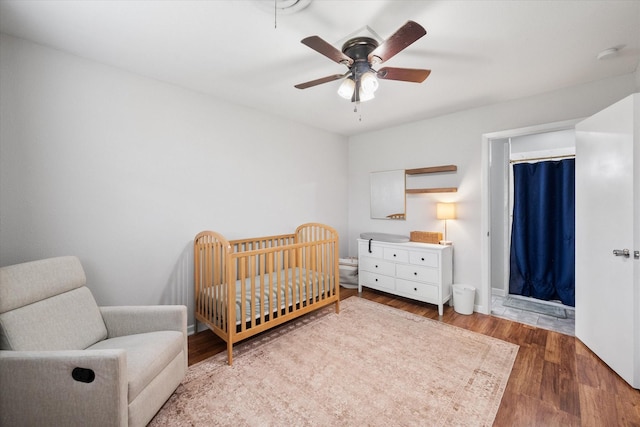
[[87, 330, 183, 402]]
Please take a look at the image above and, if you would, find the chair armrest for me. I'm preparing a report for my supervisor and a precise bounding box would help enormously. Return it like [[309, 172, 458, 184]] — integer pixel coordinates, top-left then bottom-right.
[[0, 349, 127, 427], [100, 305, 187, 338]]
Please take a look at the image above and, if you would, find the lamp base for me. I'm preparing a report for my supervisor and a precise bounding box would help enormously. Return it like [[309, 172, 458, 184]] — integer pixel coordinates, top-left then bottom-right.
[[439, 240, 453, 246]]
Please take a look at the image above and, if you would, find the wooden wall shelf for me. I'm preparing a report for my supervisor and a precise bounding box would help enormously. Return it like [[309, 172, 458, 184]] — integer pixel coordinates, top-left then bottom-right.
[[405, 165, 457, 175], [406, 187, 458, 194], [405, 164, 458, 193]]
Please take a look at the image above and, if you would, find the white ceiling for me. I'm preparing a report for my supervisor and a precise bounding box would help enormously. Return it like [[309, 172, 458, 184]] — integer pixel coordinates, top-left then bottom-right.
[[1, 0, 639, 136]]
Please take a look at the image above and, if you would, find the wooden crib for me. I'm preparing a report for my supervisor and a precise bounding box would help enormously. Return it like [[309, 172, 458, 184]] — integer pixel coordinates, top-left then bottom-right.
[[194, 223, 340, 365]]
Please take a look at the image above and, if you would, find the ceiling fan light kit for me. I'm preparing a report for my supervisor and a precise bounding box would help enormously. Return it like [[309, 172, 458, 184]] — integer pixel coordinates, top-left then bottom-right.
[[295, 21, 431, 104]]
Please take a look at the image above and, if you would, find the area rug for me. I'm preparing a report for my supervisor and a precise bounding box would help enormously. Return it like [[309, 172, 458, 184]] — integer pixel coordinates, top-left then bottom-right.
[[503, 296, 567, 318], [150, 297, 519, 426]]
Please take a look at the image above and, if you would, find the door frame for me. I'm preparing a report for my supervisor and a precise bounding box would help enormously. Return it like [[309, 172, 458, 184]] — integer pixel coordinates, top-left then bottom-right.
[[480, 118, 583, 314]]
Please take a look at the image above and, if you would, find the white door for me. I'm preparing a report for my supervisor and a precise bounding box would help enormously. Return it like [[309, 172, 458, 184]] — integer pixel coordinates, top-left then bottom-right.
[[575, 93, 639, 388]]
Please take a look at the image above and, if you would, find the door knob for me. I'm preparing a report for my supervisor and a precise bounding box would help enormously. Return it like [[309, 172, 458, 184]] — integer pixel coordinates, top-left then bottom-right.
[[613, 249, 630, 258]]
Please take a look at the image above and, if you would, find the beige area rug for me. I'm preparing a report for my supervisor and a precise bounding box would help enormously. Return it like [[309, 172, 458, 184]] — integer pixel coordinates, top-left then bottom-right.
[[150, 297, 518, 426]]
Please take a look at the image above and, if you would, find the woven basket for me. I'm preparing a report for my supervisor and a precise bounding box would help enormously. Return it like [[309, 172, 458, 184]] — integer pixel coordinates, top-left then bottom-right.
[[409, 231, 443, 244]]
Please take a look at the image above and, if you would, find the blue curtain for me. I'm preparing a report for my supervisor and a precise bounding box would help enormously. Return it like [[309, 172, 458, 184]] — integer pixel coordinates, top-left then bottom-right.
[[509, 159, 575, 307]]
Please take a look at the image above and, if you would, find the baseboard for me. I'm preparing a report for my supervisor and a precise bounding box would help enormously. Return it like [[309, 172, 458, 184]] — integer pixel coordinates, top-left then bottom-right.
[[475, 304, 489, 315], [492, 288, 507, 297]]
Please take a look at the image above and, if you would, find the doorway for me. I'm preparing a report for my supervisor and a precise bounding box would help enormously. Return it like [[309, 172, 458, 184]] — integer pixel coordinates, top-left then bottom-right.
[[509, 133, 576, 302], [480, 120, 581, 332]]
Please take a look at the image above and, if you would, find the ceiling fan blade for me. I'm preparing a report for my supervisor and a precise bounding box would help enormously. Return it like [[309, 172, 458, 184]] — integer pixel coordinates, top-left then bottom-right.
[[301, 36, 354, 66], [376, 67, 431, 83], [368, 21, 426, 64], [295, 74, 345, 89]]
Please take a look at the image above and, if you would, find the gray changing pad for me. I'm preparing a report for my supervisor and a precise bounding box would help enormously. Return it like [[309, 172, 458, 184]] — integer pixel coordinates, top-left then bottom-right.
[[360, 232, 410, 243]]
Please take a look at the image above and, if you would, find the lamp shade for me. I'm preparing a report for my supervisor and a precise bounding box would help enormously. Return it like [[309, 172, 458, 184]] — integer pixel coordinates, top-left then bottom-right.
[[337, 77, 355, 99], [360, 71, 379, 94], [358, 88, 375, 102], [436, 203, 456, 220]]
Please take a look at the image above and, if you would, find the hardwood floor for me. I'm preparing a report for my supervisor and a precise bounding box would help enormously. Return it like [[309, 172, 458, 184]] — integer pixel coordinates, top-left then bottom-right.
[[188, 288, 640, 426]]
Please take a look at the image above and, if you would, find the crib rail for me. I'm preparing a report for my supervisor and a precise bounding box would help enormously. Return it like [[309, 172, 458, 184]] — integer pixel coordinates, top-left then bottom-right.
[[194, 223, 340, 365]]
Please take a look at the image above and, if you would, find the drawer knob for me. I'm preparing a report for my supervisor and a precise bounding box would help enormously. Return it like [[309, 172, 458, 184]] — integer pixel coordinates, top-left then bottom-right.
[[421, 257, 425, 261], [393, 253, 397, 257], [414, 272, 418, 276], [375, 265, 378, 268], [414, 287, 417, 291], [375, 278, 378, 282]]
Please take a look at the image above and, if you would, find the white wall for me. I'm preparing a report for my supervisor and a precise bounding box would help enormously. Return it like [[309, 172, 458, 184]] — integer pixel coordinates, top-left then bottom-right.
[[348, 73, 639, 313], [0, 34, 349, 332], [510, 129, 575, 158]]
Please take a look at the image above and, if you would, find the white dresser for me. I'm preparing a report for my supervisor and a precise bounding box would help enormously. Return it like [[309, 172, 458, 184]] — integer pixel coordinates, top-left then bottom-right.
[[357, 239, 453, 315]]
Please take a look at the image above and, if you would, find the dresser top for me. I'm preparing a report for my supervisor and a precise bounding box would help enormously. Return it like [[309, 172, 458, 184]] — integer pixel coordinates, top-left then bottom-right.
[[357, 238, 451, 252]]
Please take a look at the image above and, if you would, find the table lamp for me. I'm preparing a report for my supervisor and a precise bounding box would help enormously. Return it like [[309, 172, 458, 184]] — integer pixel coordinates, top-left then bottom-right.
[[436, 203, 456, 245]]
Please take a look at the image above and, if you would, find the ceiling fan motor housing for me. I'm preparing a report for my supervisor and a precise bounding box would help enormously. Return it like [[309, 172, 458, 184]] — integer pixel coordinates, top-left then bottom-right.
[[342, 37, 379, 80], [341, 37, 379, 61]]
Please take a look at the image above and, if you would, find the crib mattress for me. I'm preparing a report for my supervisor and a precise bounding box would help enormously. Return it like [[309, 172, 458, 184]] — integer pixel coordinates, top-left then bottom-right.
[[201, 267, 334, 324]]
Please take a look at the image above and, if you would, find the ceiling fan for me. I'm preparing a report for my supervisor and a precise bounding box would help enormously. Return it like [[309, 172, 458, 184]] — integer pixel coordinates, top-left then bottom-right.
[[294, 21, 431, 103]]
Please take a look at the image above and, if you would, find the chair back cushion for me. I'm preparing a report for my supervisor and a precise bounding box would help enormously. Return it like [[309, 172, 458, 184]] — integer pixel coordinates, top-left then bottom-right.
[[0, 256, 107, 350]]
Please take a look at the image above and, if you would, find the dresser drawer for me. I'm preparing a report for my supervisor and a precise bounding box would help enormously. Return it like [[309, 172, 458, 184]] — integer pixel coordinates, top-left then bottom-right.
[[358, 241, 383, 258], [383, 248, 409, 263], [396, 264, 439, 283], [409, 250, 439, 268], [360, 271, 395, 292], [359, 257, 395, 276], [396, 279, 438, 300]]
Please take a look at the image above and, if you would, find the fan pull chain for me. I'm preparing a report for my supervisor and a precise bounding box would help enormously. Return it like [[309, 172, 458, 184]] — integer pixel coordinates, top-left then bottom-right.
[[354, 103, 363, 122]]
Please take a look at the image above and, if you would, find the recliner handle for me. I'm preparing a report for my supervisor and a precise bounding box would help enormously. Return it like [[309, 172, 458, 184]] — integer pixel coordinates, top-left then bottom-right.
[[72, 367, 95, 383]]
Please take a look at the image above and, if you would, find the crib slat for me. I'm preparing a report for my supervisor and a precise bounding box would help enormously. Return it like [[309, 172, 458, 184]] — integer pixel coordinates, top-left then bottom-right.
[[242, 257, 250, 331], [297, 246, 304, 309], [306, 243, 312, 306], [257, 252, 262, 325], [285, 248, 292, 314], [267, 251, 271, 318], [274, 250, 281, 320]]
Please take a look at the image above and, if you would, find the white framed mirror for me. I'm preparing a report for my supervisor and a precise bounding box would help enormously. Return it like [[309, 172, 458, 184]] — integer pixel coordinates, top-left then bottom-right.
[[370, 169, 406, 220]]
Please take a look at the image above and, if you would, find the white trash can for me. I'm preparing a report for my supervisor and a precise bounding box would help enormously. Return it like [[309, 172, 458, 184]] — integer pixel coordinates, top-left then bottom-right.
[[339, 257, 358, 289], [452, 284, 475, 315]]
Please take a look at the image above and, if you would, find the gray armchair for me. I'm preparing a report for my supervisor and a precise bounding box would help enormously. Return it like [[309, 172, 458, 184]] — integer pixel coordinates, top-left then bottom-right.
[[0, 256, 187, 427]]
